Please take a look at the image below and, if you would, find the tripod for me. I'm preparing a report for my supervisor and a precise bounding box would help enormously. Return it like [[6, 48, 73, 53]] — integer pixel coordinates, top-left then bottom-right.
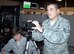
[[24, 30, 40, 54]]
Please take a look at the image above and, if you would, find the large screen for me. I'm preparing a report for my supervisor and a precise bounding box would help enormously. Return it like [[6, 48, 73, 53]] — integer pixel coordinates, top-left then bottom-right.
[[23, 1, 31, 9]]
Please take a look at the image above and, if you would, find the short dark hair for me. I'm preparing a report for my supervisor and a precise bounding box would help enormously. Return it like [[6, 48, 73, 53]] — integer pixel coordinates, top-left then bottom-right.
[[12, 27, 22, 35], [45, 2, 61, 10]]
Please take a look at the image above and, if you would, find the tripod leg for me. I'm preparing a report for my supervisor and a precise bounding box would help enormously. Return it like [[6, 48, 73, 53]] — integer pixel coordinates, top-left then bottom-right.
[[25, 41, 30, 54], [24, 39, 40, 54], [32, 40, 40, 54]]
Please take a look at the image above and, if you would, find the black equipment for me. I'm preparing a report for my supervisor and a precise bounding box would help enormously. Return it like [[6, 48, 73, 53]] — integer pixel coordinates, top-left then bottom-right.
[[24, 30, 40, 54]]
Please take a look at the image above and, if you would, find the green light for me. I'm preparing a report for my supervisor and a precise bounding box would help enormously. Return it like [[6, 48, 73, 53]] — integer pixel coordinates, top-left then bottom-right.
[[23, 1, 31, 9]]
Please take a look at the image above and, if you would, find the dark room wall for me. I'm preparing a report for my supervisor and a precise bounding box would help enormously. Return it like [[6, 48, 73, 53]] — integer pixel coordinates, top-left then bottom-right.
[[0, 0, 19, 6]]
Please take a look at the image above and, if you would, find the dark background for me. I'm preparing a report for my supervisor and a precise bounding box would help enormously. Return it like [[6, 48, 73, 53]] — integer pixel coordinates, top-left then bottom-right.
[[12, 0, 74, 7]]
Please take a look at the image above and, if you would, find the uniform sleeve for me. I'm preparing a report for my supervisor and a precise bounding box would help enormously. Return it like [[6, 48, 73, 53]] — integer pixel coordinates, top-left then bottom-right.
[[32, 30, 44, 41], [1, 39, 13, 53], [43, 20, 71, 44]]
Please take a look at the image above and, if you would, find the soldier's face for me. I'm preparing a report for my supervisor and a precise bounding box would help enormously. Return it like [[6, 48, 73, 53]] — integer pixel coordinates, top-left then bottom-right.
[[47, 4, 60, 20], [13, 34, 21, 41]]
